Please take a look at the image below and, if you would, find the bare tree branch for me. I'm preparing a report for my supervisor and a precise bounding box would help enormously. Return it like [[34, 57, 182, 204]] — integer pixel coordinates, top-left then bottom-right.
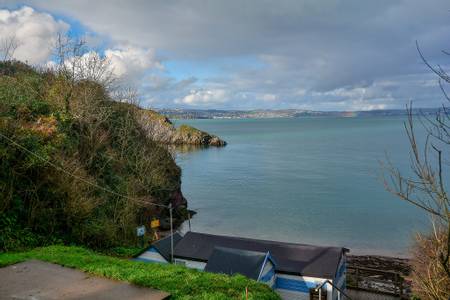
[[0, 36, 19, 61]]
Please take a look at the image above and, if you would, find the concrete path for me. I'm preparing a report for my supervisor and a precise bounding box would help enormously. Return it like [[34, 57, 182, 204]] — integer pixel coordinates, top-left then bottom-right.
[[0, 260, 170, 300]]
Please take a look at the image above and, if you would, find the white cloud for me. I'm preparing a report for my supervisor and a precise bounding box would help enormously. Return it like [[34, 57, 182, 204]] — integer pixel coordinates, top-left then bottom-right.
[[0, 7, 163, 87], [105, 46, 163, 81], [0, 6, 69, 63], [2, 2, 449, 110], [46, 44, 164, 90], [175, 89, 228, 106], [261, 93, 278, 101], [352, 103, 387, 111]]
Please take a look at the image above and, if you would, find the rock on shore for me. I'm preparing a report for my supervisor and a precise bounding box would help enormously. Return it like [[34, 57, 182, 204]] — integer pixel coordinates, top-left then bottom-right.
[[348, 255, 411, 276], [137, 109, 226, 147], [347, 255, 412, 297]]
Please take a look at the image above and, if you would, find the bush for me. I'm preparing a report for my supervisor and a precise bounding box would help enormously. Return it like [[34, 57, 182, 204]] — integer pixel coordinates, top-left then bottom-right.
[[0, 61, 186, 251], [411, 229, 450, 299]]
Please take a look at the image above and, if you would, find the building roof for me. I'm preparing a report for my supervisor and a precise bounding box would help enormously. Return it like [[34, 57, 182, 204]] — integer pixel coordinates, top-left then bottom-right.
[[152, 232, 183, 262], [204, 246, 273, 280], [173, 231, 347, 279]]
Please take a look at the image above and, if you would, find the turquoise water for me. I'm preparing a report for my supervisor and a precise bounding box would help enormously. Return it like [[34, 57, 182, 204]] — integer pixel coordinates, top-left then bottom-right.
[[175, 117, 428, 256]]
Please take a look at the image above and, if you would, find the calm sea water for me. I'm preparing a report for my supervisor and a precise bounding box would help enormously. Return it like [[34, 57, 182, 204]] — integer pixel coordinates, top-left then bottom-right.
[[174, 117, 429, 257]]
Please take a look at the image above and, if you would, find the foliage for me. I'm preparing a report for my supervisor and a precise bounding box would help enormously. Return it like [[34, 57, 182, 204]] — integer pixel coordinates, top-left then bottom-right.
[[104, 246, 145, 258], [383, 43, 450, 299], [0, 60, 185, 251], [410, 229, 450, 299], [0, 245, 280, 300], [136, 108, 226, 146]]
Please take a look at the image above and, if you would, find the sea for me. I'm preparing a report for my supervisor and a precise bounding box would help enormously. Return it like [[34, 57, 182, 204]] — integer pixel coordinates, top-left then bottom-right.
[[174, 116, 430, 257]]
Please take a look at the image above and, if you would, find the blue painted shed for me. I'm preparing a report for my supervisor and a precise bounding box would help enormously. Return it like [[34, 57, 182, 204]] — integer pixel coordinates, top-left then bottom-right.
[[136, 231, 348, 300]]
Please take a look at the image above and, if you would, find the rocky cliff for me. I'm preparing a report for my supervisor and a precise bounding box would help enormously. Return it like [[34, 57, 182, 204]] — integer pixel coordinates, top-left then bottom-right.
[[137, 108, 226, 146]]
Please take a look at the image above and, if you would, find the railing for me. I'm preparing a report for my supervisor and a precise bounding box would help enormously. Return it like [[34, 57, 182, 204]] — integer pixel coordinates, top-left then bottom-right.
[[315, 279, 352, 300], [347, 266, 405, 298]]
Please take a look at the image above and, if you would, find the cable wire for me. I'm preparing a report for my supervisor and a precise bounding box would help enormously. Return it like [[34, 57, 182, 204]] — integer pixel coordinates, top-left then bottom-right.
[[0, 131, 170, 209]]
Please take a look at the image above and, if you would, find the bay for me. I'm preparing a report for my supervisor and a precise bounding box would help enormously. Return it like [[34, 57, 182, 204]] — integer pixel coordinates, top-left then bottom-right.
[[175, 117, 429, 257]]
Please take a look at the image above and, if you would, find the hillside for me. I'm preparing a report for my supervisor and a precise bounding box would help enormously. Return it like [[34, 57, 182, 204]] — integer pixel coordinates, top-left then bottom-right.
[[0, 61, 213, 251], [137, 108, 226, 146], [157, 108, 439, 119]]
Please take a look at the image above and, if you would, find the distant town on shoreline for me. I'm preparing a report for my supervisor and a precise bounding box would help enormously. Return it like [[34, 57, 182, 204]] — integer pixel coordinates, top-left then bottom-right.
[[157, 107, 440, 119]]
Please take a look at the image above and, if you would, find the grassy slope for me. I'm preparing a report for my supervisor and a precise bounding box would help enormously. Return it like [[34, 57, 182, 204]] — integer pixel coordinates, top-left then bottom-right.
[[0, 245, 280, 300]]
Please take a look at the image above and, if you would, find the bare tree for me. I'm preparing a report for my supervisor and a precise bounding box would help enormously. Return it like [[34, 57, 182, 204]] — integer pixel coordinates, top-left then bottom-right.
[[384, 42, 450, 299], [53, 33, 115, 86], [0, 36, 19, 61], [76, 51, 115, 87], [51, 33, 115, 113]]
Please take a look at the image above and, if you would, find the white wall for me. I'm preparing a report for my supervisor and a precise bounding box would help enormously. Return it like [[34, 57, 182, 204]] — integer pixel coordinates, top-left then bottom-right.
[[136, 247, 168, 263], [259, 259, 276, 288], [173, 258, 207, 270]]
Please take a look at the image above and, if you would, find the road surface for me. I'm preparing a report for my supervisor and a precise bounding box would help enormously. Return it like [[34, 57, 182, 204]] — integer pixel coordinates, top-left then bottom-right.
[[0, 260, 170, 300]]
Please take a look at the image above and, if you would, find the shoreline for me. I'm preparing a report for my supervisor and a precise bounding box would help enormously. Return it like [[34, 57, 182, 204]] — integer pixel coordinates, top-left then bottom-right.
[[347, 254, 412, 297], [345, 247, 412, 259], [348, 255, 411, 276]]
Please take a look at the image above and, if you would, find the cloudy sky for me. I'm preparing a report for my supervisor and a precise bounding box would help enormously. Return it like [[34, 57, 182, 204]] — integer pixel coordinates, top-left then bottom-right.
[[1, 1, 450, 110]]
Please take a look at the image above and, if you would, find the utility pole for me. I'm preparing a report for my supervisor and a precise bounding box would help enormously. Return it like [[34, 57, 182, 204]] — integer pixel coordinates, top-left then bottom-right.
[[169, 203, 174, 263], [188, 211, 191, 232]]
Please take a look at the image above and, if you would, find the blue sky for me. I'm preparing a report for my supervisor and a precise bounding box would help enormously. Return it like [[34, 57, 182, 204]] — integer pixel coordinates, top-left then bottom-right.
[[2, 1, 450, 111]]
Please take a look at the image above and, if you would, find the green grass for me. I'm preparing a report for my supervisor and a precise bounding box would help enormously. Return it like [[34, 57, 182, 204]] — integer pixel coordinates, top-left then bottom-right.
[[0, 245, 280, 300]]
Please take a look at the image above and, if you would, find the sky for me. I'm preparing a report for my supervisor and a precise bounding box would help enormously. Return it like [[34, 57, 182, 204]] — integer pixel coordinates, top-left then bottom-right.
[[1, 1, 450, 111]]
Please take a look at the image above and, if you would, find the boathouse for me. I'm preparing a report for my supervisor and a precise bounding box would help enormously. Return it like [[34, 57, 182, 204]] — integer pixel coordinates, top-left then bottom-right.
[[135, 231, 348, 300]]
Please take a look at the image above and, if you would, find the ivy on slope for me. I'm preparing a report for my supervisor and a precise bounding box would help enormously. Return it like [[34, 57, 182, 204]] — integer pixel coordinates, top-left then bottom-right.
[[0, 61, 184, 251]]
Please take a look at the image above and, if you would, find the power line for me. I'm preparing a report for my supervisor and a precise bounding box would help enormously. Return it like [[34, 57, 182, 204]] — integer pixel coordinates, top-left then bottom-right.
[[0, 131, 170, 209]]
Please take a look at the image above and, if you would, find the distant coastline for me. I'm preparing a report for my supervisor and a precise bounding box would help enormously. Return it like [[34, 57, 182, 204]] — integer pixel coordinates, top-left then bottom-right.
[[157, 107, 439, 120]]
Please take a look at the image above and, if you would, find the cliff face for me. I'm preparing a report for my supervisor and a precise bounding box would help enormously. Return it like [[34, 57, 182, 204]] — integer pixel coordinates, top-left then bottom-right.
[[137, 108, 226, 146], [0, 61, 188, 250]]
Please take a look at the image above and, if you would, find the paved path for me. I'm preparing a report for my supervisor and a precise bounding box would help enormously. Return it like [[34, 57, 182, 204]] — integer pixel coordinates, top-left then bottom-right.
[[0, 260, 170, 300]]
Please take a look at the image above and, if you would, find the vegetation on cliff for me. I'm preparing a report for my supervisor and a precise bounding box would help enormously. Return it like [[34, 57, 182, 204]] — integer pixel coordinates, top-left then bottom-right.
[[0, 60, 188, 251], [138, 108, 226, 146]]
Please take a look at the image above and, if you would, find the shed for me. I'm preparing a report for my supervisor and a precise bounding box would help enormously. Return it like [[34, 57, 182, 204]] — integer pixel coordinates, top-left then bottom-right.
[[136, 231, 348, 300], [134, 232, 183, 263], [172, 232, 348, 300], [173, 231, 346, 279]]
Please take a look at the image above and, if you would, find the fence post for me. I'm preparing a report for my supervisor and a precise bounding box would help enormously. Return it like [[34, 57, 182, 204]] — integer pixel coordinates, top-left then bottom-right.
[[397, 273, 403, 298], [169, 203, 173, 263]]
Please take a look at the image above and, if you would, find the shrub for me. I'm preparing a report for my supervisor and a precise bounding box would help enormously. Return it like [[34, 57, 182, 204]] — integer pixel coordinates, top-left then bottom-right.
[[0, 61, 186, 251], [411, 228, 450, 299]]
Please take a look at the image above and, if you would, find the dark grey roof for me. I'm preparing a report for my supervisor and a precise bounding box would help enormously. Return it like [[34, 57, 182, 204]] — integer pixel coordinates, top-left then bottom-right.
[[152, 232, 183, 262], [204, 247, 270, 280], [173, 231, 347, 279]]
